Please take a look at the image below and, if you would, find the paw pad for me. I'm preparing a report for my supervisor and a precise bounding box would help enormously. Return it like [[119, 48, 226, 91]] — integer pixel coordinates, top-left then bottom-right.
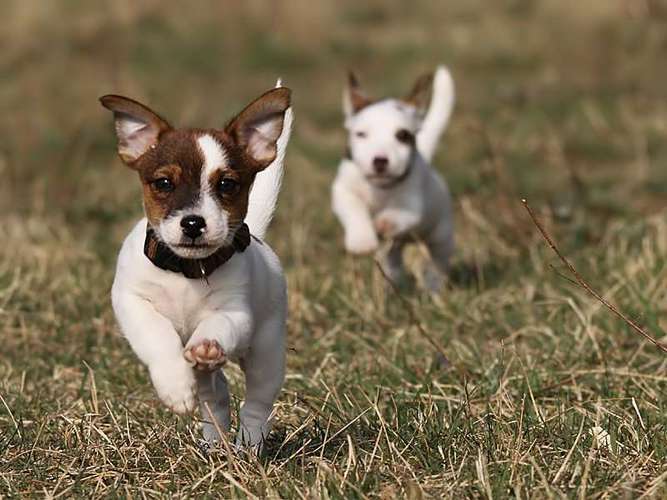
[[183, 339, 226, 371], [374, 217, 396, 239]]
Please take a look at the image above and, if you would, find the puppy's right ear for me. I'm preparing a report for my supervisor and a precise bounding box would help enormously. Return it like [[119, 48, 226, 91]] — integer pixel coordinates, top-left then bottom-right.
[[99, 95, 172, 167], [404, 72, 434, 110], [343, 71, 372, 118]]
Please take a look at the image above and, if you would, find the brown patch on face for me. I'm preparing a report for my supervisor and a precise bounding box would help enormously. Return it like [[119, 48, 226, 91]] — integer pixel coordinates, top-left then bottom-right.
[[206, 166, 247, 228], [141, 164, 182, 224], [152, 164, 182, 182], [207, 131, 262, 228], [395, 128, 416, 146], [136, 128, 263, 229], [134, 130, 206, 226]]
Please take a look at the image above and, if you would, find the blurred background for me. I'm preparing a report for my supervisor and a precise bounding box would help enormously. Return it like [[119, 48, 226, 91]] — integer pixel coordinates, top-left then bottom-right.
[[3, 0, 667, 250], [1, 1, 666, 496]]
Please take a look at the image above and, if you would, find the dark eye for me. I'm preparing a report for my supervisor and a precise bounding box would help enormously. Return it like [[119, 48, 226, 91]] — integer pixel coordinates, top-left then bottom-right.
[[153, 177, 174, 192], [355, 131, 367, 138], [217, 178, 240, 196], [395, 129, 414, 144]]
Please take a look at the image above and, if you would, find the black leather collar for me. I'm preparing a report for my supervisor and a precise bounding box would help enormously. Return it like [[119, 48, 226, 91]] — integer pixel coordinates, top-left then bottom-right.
[[144, 223, 251, 279]]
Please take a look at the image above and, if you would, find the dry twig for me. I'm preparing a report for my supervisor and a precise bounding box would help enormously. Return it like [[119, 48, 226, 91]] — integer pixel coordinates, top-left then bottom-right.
[[522, 198, 667, 354]]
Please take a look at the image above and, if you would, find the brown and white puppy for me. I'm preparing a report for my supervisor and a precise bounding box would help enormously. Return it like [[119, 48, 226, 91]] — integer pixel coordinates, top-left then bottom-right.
[[102, 83, 292, 450]]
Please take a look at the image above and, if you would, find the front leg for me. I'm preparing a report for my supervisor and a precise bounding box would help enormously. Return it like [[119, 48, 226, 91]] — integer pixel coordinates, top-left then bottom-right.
[[183, 299, 252, 446], [332, 180, 378, 254], [112, 290, 196, 414], [184, 300, 253, 368]]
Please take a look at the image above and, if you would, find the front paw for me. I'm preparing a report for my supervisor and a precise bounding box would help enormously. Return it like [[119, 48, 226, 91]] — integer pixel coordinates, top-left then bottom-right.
[[374, 215, 398, 239], [150, 361, 196, 414], [184, 339, 226, 371], [344, 230, 379, 255]]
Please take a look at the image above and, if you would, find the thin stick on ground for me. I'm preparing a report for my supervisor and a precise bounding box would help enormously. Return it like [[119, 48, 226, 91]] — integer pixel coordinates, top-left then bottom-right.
[[203, 401, 243, 475], [374, 259, 453, 366], [522, 198, 667, 355]]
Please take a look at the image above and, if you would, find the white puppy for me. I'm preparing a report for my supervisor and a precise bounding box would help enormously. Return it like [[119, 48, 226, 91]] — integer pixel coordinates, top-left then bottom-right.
[[100, 82, 293, 451], [331, 66, 455, 291]]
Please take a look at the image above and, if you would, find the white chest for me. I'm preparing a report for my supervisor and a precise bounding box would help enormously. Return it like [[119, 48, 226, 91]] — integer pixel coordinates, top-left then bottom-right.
[[140, 274, 216, 341]]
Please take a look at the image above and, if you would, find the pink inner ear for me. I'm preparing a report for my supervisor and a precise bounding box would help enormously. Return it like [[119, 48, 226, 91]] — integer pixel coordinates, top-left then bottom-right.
[[224, 87, 290, 167], [247, 119, 282, 163], [115, 112, 159, 162]]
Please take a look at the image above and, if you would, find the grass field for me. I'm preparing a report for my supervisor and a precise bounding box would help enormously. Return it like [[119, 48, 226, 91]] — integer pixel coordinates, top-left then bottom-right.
[[1, 1, 667, 497]]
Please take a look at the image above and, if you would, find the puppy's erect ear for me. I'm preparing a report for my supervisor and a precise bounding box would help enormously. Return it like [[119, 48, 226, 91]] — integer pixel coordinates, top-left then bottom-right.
[[99, 95, 172, 167], [403, 72, 434, 110], [225, 87, 291, 170], [343, 71, 372, 118]]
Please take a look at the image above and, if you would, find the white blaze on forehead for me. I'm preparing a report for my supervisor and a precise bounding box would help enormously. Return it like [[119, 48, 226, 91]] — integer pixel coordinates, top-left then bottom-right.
[[197, 134, 228, 179], [193, 133, 231, 246]]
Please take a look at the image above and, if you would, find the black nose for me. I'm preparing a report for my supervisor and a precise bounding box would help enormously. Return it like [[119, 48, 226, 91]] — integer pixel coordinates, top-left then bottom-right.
[[373, 156, 389, 174], [181, 215, 206, 239]]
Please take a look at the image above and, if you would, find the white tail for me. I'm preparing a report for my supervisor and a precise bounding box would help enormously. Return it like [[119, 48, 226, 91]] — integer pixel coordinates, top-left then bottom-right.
[[245, 80, 293, 240], [417, 65, 455, 163]]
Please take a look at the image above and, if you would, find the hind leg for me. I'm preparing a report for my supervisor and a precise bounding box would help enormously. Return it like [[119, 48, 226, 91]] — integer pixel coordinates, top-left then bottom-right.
[[196, 370, 231, 444], [423, 229, 454, 293], [236, 319, 286, 453], [378, 239, 406, 286]]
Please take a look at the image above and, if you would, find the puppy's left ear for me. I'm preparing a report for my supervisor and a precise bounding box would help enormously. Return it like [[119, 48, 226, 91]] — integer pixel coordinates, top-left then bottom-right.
[[226, 87, 291, 171], [404, 72, 434, 110]]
